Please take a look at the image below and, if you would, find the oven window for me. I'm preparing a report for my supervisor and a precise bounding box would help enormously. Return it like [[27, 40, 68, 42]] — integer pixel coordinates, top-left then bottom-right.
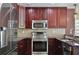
[[33, 23, 44, 28], [33, 41, 47, 52]]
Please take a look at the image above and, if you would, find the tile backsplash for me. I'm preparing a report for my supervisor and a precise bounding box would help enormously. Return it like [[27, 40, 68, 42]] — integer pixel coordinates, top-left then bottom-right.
[[17, 29, 32, 38], [17, 28, 65, 40], [47, 28, 65, 38]]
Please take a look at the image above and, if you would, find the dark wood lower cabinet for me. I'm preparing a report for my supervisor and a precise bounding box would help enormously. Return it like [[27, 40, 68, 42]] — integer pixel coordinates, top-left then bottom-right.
[[17, 38, 64, 55], [17, 38, 79, 55], [17, 38, 32, 55], [48, 38, 56, 55], [55, 39, 63, 55], [48, 38, 63, 55]]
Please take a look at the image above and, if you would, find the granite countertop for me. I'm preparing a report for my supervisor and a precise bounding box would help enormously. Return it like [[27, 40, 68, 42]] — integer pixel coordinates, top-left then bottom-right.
[[57, 38, 79, 47]]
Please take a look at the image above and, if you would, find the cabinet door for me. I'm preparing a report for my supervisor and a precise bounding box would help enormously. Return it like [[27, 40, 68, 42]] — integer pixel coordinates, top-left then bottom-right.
[[34, 8, 39, 20], [17, 39, 27, 55], [39, 8, 46, 20], [45, 8, 57, 28], [25, 8, 35, 28], [34, 8, 46, 20], [25, 9, 29, 28], [57, 8, 67, 28], [55, 39, 63, 55], [25, 38, 32, 55], [25, 8, 46, 28], [19, 6, 25, 28], [48, 38, 56, 55], [17, 38, 32, 55]]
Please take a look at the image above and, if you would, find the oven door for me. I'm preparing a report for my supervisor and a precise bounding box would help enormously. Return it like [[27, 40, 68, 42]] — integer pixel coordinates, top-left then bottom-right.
[[32, 41, 48, 54]]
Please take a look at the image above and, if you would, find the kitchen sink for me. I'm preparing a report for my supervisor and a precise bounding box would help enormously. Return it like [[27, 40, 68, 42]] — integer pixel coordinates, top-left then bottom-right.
[[61, 38, 73, 42], [61, 40, 70, 42], [73, 43, 79, 46]]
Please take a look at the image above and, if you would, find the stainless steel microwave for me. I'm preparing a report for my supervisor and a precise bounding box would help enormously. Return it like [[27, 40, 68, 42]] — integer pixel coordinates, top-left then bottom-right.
[[32, 20, 48, 29]]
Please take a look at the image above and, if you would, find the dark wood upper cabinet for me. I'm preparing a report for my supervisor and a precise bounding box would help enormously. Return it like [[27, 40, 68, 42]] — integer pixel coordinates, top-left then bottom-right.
[[25, 8, 35, 28], [25, 9, 29, 28], [33, 8, 39, 20], [57, 7, 67, 28], [34, 8, 47, 20], [34, 8, 46, 20], [45, 8, 57, 28], [25, 8, 46, 28], [25, 7, 67, 28], [45, 7, 67, 28]]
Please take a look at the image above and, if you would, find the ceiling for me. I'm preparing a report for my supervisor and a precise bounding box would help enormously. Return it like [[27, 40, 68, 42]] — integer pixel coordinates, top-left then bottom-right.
[[18, 3, 79, 9], [0, 3, 79, 9]]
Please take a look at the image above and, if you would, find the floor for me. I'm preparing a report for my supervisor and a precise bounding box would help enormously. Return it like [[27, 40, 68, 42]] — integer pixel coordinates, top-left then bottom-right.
[[7, 48, 17, 55], [8, 51, 17, 55]]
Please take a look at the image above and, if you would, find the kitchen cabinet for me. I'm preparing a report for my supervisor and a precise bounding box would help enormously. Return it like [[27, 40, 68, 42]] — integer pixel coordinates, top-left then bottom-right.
[[48, 38, 56, 55], [56, 39, 79, 55], [17, 38, 32, 55], [62, 41, 79, 55], [17, 39, 26, 55], [34, 8, 39, 20], [48, 38, 63, 55], [34, 8, 45, 20], [25, 8, 58, 28], [25, 8, 33, 28], [55, 39, 63, 55], [25, 7, 67, 28], [57, 7, 67, 28], [25, 8, 46, 28], [19, 6, 25, 28], [46, 8, 57, 28], [45, 7, 67, 28]]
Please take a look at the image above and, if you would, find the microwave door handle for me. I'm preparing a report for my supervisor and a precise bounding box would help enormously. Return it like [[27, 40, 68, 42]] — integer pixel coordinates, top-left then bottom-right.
[[45, 23, 47, 28], [43, 23, 45, 28], [32, 23, 33, 29], [32, 23, 35, 29]]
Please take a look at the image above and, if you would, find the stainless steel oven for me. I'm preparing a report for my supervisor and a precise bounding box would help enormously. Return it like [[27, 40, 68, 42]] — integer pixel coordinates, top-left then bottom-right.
[[32, 20, 48, 29], [33, 41, 48, 54], [32, 32, 48, 55]]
